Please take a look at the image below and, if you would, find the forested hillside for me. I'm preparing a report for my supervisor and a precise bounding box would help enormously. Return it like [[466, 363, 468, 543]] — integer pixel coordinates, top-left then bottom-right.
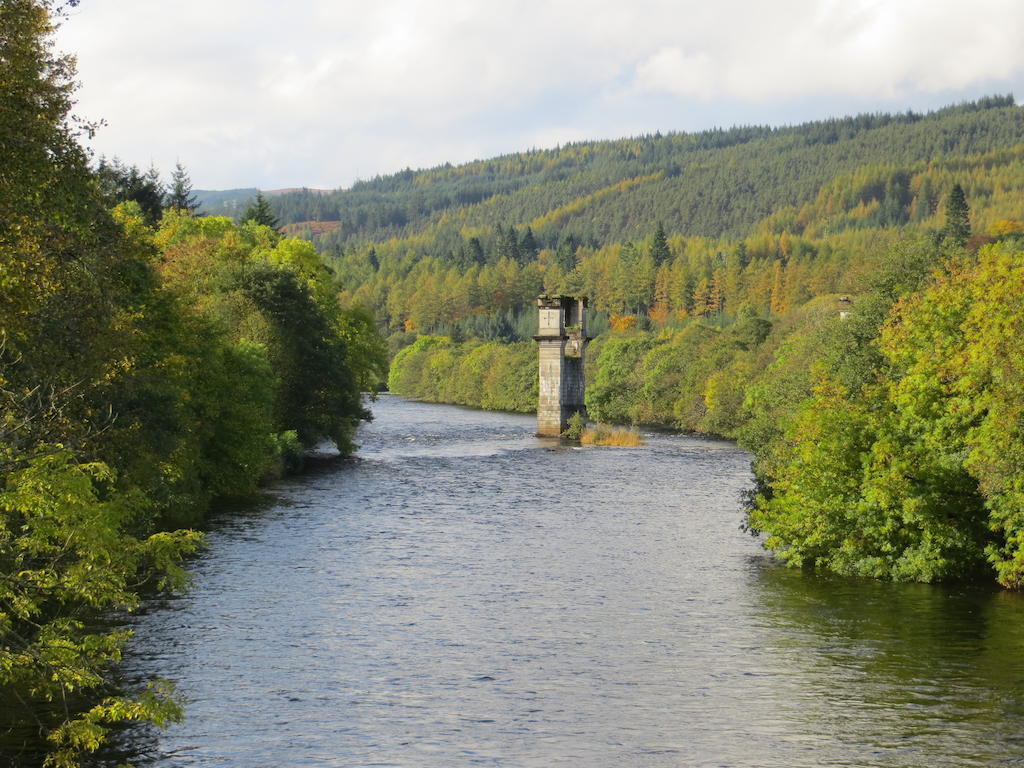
[[269, 96, 1018, 243]]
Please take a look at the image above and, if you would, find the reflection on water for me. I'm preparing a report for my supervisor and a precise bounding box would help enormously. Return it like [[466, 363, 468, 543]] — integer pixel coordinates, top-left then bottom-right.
[[745, 565, 1024, 767], [102, 396, 1024, 767]]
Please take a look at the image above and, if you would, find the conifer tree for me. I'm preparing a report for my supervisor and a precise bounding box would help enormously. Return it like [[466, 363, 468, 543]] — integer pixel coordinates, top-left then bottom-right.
[[692, 278, 711, 317], [650, 222, 671, 265], [95, 157, 165, 224], [494, 224, 521, 264], [553, 235, 578, 271], [520, 226, 539, 262], [942, 183, 971, 245], [467, 236, 486, 266], [734, 241, 750, 268], [167, 160, 199, 213], [769, 261, 787, 314], [242, 191, 279, 228]]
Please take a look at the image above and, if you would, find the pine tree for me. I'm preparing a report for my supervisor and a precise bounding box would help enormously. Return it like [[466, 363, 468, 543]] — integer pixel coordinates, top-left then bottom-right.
[[142, 164, 165, 220], [519, 226, 539, 262], [734, 241, 750, 269], [553, 235, 578, 271], [942, 183, 970, 245], [95, 158, 165, 224], [467, 237, 486, 266], [167, 161, 198, 213], [911, 176, 936, 223], [494, 224, 521, 263], [650, 222, 671, 265], [242, 192, 279, 228]]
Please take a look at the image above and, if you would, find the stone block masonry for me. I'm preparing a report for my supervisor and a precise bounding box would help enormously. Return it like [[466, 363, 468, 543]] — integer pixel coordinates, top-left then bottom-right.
[[535, 296, 588, 436]]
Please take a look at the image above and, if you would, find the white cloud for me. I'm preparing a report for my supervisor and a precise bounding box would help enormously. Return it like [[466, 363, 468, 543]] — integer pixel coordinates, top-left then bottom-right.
[[635, 48, 717, 101], [632, 0, 1024, 101], [54, 0, 1024, 189]]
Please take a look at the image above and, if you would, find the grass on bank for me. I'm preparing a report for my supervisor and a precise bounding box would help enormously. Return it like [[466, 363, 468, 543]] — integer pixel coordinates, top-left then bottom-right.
[[561, 412, 644, 446], [580, 423, 644, 447]]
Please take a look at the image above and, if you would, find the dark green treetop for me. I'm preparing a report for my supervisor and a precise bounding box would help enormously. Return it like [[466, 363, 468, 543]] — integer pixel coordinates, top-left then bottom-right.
[[942, 182, 970, 245], [650, 222, 671, 265], [95, 157, 165, 224], [242, 191, 279, 228], [167, 160, 198, 213], [520, 226, 539, 261]]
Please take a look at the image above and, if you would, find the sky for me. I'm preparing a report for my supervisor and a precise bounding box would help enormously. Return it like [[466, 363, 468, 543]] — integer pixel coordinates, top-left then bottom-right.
[[55, 0, 1024, 192]]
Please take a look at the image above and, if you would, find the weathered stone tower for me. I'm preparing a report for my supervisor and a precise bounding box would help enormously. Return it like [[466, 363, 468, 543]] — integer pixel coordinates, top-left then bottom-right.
[[535, 295, 588, 436]]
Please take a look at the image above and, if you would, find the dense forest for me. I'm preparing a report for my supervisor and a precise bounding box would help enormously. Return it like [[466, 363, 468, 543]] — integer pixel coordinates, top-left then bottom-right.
[[257, 97, 1024, 591], [0, 3, 384, 766]]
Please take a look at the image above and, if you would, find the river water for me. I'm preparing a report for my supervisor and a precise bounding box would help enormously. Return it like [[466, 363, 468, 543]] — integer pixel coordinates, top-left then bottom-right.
[[110, 396, 1024, 767]]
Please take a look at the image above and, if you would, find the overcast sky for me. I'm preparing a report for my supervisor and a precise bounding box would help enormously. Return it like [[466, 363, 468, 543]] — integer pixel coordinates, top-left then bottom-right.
[[56, 0, 1024, 191]]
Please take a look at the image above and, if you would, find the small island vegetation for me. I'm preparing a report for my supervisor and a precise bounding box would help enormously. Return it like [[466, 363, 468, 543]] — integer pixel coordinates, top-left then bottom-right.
[[580, 424, 645, 447]]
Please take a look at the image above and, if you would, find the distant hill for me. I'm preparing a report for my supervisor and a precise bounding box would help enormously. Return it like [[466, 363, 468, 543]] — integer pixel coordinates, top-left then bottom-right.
[[263, 188, 332, 196], [194, 187, 333, 219], [194, 188, 258, 217], [256, 95, 1021, 254], [191, 96, 1024, 342]]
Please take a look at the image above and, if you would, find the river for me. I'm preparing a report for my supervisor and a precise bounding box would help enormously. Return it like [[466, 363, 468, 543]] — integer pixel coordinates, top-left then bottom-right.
[[108, 395, 1024, 767]]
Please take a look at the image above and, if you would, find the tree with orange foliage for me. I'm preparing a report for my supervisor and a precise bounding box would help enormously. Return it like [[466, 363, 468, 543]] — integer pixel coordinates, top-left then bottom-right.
[[609, 313, 638, 333]]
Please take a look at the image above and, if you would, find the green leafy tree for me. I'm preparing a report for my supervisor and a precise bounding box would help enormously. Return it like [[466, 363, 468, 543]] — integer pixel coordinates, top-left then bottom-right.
[[0, 453, 201, 766], [235, 263, 367, 450], [882, 241, 1024, 586], [586, 335, 656, 423], [0, 5, 389, 763], [745, 238, 1005, 584]]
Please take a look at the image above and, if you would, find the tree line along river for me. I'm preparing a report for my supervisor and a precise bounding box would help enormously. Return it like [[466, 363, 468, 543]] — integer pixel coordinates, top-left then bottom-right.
[[101, 395, 1024, 767]]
